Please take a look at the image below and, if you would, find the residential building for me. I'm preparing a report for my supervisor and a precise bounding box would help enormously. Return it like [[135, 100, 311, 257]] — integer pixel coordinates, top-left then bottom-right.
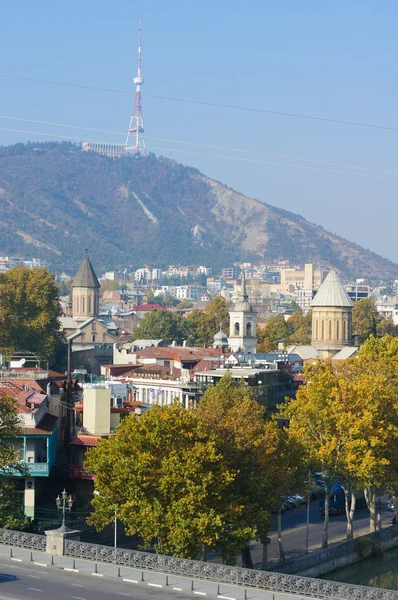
[[345, 283, 371, 303], [175, 285, 206, 300], [221, 267, 240, 280], [195, 365, 296, 413]]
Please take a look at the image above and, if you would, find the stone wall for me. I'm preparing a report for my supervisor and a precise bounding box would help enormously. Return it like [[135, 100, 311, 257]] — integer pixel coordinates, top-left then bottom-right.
[[269, 525, 398, 578]]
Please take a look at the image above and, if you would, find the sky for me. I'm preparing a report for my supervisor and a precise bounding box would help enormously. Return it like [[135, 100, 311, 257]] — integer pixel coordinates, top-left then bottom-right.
[[1, 1, 398, 263]]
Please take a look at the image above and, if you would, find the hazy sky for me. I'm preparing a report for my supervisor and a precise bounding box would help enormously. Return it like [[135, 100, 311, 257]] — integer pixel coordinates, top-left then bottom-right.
[[1, 1, 398, 263]]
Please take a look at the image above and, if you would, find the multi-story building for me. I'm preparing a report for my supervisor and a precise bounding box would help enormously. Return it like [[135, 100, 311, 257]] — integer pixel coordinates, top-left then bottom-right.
[[221, 267, 240, 280], [175, 285, 206, 300], [345, 283, 371, 303]]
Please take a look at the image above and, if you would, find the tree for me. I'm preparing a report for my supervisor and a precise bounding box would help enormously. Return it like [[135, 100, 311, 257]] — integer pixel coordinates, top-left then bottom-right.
[[0, 396, 28, 529], [186, 297, 229, 347], [197, 372, 280, 566], [257, 315, 291, 352], [85, 402, 236, 559], [130, 309, 190, 344], [352, 299, 382, 344], [377, 317, 398, 337], [340, 337, 398, 532], [0, 267, 63, 362], [286, 309, 312, 345], [279, 360, 347, 548]]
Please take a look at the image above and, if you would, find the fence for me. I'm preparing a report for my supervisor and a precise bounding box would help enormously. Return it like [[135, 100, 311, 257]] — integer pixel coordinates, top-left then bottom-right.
[[65, 539, 398, 600], [1, 529, 398, 600], [0, 529, 46, 551], [270, 525, 398, 575]]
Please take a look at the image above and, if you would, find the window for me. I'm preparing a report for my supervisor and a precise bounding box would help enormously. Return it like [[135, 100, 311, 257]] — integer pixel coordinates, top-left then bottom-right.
[[321, 320, 324, 340], [92, 335, 96, 342], [88, 296, 92, 314], [234, 322, 240, 335], [315, 320, 318, 339], [246, 322, 252, 336], [337, 321, 340, 339], [82, 297, 85, 313], [343, 320, 346, 340], [328, 321, 332, 339]]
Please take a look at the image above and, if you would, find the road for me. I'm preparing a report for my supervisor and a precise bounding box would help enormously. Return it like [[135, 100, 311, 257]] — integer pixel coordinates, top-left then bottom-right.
[[249, 496, 394, 567], [0, 548, 279, 600]]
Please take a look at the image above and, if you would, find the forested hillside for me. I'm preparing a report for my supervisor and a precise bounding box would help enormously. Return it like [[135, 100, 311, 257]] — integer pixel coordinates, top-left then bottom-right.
[[0, 141, 396, 279]]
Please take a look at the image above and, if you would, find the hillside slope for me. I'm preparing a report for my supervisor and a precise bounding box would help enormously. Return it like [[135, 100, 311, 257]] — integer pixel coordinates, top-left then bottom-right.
[[0, 141, 396, 279]]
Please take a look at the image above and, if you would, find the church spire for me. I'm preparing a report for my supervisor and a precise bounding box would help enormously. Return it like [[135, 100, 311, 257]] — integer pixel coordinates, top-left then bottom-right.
[[241, 269, 248, 301]]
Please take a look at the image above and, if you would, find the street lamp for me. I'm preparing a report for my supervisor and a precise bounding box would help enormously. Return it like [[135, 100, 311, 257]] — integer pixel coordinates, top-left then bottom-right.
[[94, 490, 117, 548], [56, 489, 73, 532]]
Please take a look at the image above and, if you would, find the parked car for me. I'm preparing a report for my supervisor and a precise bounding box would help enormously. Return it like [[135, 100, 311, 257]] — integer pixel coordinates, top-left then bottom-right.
[[388, 501, 395, 511]]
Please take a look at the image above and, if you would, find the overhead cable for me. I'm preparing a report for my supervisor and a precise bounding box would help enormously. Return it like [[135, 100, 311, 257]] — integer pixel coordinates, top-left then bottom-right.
[[1, 73, 398, 132]]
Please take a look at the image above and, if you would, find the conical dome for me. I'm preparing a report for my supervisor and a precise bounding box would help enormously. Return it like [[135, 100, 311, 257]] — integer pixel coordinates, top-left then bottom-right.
[[72, 251, 100, 289], [311, 268, 353, 308]]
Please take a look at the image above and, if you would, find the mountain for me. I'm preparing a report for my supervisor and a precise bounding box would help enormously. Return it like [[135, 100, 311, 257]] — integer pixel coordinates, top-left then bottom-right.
[[0, 141, 396, 280]]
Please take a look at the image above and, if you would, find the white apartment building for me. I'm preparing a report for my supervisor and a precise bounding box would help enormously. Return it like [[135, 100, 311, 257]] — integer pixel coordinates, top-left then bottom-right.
[[135, 268, 152, 282], [176, 285, 206, 300], [376, 297, 398, 325]]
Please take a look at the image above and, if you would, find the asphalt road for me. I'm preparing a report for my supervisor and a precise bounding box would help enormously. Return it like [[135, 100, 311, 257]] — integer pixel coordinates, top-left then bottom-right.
[[0, 556, 196, 600]]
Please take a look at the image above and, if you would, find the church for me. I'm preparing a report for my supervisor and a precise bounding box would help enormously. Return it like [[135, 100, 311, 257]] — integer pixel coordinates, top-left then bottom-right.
[[288, 267, 358, 361], [59, 251, 116, 373]]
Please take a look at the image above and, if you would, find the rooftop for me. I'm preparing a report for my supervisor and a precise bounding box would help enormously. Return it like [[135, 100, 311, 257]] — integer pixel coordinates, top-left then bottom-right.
[[311, 268, 354, 308], [72, 251, 100, 289]]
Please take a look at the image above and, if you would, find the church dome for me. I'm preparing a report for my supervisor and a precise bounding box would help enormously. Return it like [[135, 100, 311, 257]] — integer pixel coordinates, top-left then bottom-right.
[[311, 268, 353, 308], [233, 300, 253, 313]]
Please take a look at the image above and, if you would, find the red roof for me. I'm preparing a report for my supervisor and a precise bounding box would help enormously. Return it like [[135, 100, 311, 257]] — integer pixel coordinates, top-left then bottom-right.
[[22, 414, 58, 435], [133, 304, 166, 311], [70, 435, 103, 447]]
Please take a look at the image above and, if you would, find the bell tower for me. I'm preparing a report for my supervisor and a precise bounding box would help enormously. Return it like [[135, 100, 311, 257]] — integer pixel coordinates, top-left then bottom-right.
[[72, 250, 100, 321], [228, 271, 257, 353]]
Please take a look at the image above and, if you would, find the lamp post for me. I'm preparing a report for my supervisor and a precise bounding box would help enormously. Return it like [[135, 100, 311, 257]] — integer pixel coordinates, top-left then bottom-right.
[[94, 490, 117, 548], [56, 489, 73, 532]]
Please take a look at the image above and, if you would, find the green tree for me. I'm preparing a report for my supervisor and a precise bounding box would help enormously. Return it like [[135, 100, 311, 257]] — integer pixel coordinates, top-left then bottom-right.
[[0, 267, 62, 361], [286, 309, 312, 345], [130, 309, 190, 344], [85, 402, 235, 559], [257, 314, 292, 352], [197, 372, 280, 566], [377, 317, 398, 337], [186, 296, 229, 347], [352, 299, 381, 344], [0, 396, 28, 529]]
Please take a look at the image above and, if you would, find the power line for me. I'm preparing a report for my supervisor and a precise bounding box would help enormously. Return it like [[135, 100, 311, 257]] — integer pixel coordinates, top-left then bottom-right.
[[1, 126, 398, 181], [1, 115, 398, 176], [1, 73, 398, 133]]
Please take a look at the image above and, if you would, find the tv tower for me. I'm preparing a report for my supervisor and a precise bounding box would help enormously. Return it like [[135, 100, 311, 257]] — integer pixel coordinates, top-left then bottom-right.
[[126, 20, 146, 154]]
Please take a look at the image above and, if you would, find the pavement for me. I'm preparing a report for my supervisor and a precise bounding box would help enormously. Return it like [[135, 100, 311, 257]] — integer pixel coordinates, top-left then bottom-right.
[[0, 545, 292, 600], [248, 496, 394, 568]]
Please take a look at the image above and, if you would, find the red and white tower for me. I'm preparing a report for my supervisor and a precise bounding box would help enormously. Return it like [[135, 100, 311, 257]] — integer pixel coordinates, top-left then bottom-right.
[[126, 20, 145, 154]]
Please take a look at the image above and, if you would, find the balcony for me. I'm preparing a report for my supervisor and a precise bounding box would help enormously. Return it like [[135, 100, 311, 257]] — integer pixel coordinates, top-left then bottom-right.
[[26, 462, 49, 476], [13, 462, 50, 477]]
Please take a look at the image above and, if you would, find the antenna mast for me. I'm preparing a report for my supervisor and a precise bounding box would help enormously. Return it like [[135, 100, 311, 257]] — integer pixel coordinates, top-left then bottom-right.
[[126, 20, 146, 154]]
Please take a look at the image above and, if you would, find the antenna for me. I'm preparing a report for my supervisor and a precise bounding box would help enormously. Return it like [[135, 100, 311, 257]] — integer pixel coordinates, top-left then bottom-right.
[[126, 19, 146, 154]]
